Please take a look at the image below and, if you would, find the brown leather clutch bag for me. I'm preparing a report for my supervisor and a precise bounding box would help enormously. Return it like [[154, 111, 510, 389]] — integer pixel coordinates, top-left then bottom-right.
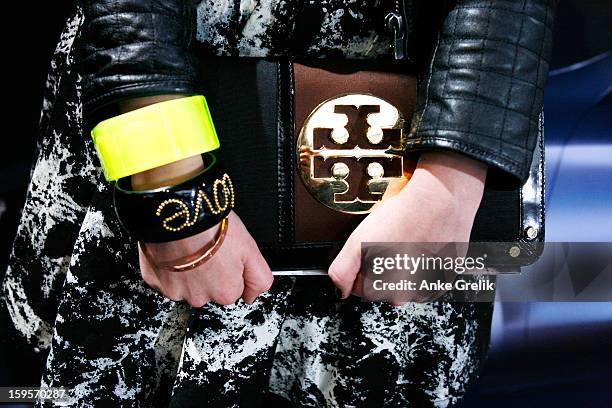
[[293, 62, 418, 243]]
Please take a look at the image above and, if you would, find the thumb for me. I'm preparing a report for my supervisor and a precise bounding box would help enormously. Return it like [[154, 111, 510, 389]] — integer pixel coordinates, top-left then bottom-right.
[[242, 247, 273, 304], [328, 238, 361, 299]]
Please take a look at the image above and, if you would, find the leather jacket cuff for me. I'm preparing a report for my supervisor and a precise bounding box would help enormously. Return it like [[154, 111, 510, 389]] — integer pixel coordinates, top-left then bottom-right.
[[80, 0, 199, 128], [404, 131, 531, 190], [406, 0, 555, 190]]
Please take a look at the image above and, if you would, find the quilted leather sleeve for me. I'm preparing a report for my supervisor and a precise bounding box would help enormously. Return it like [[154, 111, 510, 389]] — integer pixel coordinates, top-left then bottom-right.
[[406, 0, 555, 188], [80, 0, 199, 125]]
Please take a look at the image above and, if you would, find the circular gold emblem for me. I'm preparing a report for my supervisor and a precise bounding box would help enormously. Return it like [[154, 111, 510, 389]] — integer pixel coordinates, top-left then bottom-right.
[[297, 93, 410, 214]]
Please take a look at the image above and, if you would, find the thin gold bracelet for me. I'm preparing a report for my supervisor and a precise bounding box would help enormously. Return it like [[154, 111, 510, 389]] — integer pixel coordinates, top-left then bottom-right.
[[139, 217, 229, 272]]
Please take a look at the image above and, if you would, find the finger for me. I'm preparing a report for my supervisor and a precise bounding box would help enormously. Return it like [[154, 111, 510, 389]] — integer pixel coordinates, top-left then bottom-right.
[[140, 266, 163, 294], [139, 245, 185, 302], [139, 246, 168, 294], [185, 295, 210, 308], [202, 258, 244, 306], [328, 239, 361, 299], [142, 273, 180, 301], [180, 276, 212, 308], [210, 281, 244, 306], [242, 248, 273, 305]]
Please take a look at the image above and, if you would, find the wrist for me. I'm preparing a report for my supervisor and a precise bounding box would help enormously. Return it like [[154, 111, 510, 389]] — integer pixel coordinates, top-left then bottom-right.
[[400, 151, 487, 215], [118, 94, 186, 114], [131, 154, 205, 191]]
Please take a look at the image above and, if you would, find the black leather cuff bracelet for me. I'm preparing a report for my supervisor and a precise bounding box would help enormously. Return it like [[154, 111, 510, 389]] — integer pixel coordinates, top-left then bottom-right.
[[113, 153, 234, 243]]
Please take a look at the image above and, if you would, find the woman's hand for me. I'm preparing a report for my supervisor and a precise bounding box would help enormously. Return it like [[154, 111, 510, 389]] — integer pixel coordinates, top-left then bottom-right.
[[121, 94, 273, 307], [328, 151, 488, 301], [139, 210, 273, 307], [133, 157, 274, 307], [132, 154, 274, 308]]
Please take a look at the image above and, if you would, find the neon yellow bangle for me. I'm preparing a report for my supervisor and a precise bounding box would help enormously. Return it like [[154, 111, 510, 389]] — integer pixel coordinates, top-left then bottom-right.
[[91, 95, 220, 181]]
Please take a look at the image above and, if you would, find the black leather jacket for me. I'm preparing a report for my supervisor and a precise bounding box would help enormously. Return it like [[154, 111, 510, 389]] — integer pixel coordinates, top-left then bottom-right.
[[80, 0, 555, 188]]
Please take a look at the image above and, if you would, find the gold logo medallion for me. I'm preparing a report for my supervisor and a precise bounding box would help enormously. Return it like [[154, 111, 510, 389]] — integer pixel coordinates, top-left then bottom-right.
[[297, 93, 409, 214]]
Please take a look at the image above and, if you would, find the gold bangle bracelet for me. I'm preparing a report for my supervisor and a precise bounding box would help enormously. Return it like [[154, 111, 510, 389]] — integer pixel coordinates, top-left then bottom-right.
[[139, 217, 229, 272]]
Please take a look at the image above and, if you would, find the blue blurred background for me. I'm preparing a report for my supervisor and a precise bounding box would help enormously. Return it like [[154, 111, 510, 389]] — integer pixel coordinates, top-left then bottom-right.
[[1, 1, 611, 407], [457, 50, 612, 407], [457, 1, 612, 403]]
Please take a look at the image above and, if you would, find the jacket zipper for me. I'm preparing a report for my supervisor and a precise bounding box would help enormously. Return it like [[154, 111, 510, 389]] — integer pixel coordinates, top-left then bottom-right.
[[385, 0, 407, 60]]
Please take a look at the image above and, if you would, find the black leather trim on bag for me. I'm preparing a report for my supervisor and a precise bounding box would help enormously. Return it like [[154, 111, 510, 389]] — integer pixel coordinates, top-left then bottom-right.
[[276, 59, 296, 244]]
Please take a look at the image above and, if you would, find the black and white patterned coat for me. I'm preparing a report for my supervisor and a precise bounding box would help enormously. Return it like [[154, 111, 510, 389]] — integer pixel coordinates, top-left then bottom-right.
[[3, 0, 555, 406]]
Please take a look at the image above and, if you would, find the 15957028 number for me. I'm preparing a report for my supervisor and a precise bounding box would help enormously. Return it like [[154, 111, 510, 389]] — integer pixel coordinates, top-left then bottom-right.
[[1, 387, 68, 402]]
